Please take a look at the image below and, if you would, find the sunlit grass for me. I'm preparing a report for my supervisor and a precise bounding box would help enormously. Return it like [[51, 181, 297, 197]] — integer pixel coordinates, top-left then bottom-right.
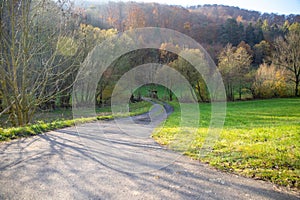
[[152, 98, 300, 189]]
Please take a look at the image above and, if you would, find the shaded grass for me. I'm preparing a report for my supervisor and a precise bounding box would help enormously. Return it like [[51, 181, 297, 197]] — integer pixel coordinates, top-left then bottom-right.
[[152, 98, 300, 189], [0, 101, 152, 141], [0, 105, 112, 128], [96, 101, 153, 120], [0, 117, 95, 141], [133, 84, 179, 101]]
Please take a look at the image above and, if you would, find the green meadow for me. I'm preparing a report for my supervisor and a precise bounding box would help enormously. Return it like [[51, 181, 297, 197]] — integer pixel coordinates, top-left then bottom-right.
[[153, 98, 300, 189]]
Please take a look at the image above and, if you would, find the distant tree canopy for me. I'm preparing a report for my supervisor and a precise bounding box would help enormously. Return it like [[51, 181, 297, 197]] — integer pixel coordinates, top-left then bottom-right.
[[79, 2, 300, 62], [1, 1, 299, 127]]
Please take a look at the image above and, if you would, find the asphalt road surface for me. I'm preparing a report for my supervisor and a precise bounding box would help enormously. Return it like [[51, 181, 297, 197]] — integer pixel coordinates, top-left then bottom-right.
[[0, 103, 299, 199]]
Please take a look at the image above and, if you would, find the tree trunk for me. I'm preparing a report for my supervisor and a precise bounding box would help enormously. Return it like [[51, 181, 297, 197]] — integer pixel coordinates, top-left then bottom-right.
[[226, 83, 234, 101], [169, 89, 173, 101], [230, 84, 234, 101], [196, 81, 204, 102], [99, 92, 103, 107], [295, 77, 299, 97]]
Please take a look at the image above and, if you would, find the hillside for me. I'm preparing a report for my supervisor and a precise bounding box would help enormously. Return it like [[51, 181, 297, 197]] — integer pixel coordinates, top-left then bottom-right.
[[189, 4, 300, 24], [75, 1, 299, 61]]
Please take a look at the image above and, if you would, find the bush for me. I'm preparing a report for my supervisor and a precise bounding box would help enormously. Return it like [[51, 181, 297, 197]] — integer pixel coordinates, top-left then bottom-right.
[[252, 63, 293, 98]]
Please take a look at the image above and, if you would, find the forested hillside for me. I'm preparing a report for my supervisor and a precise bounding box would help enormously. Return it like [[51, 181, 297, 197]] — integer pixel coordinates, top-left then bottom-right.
[[0, 0, 299, 127], [79, 2, 300, 46], [77, 1, 300, 100], [79, 2, 300, 60]]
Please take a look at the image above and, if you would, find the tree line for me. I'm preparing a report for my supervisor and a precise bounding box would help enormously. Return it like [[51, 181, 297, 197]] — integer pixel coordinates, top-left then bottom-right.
[[0, 0, 299, 127], [81, 2, 300, 100]]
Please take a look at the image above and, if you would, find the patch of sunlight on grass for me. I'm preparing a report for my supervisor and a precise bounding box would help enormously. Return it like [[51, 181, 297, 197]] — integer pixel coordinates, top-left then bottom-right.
[[152, 98, 300, 189]]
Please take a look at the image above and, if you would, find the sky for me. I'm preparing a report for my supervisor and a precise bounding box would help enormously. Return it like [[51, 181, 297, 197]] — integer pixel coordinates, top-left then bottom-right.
[[158, 0, 300, 15], [80, 0, 300, 15]]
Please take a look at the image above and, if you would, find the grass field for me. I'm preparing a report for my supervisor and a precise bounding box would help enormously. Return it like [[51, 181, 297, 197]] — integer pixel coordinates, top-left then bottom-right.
[[152, 98, 300, 189], [1, 97, 299, 189]]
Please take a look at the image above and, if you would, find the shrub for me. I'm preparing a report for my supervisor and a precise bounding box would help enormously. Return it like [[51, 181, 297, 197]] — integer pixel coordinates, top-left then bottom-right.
[[252, 63, 293, 98]]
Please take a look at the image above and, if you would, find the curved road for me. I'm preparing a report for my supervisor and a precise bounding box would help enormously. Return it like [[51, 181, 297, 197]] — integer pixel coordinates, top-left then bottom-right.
[[0, 103, 299, 199]]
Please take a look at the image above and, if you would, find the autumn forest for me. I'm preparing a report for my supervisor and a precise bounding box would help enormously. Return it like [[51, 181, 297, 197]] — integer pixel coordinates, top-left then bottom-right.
[[0, 0, 300, 127]]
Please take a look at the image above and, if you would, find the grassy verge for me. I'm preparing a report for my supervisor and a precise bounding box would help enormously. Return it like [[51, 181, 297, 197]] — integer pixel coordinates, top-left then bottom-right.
[[152, 98, 300, 189], [0, 101, 152, 141]]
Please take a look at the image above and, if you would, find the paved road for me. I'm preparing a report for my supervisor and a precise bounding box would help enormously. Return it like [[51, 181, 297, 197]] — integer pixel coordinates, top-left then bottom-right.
[[0, 104, 299, 199]]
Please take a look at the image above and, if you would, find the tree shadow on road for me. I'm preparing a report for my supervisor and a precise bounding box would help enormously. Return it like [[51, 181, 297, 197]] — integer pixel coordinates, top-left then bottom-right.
[[0, 122, 299, 199]]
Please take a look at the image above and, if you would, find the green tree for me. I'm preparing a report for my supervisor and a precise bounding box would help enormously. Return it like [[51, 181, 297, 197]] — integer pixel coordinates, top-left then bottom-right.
[[169, 48, 210, 102], [245, 23, 256, 46], [218, 44, 252, 101], [281, 20, 290, 34], [220, 18, 243, 46], [288, 22, 300, 34], [254, 25, 264, 44], [253, 40, 272, 66]]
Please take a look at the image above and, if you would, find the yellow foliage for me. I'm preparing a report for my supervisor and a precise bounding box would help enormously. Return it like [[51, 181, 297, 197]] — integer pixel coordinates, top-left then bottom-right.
[[253, 63, 292, 98], [78, 23, 117, 48], [56, 36, 78, 56]]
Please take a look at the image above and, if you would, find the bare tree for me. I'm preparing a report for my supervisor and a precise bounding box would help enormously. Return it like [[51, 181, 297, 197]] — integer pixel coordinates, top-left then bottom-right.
[[273, 29, 300, 96], [0, 0, 80, 126], [125, 4, 146, 29]]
